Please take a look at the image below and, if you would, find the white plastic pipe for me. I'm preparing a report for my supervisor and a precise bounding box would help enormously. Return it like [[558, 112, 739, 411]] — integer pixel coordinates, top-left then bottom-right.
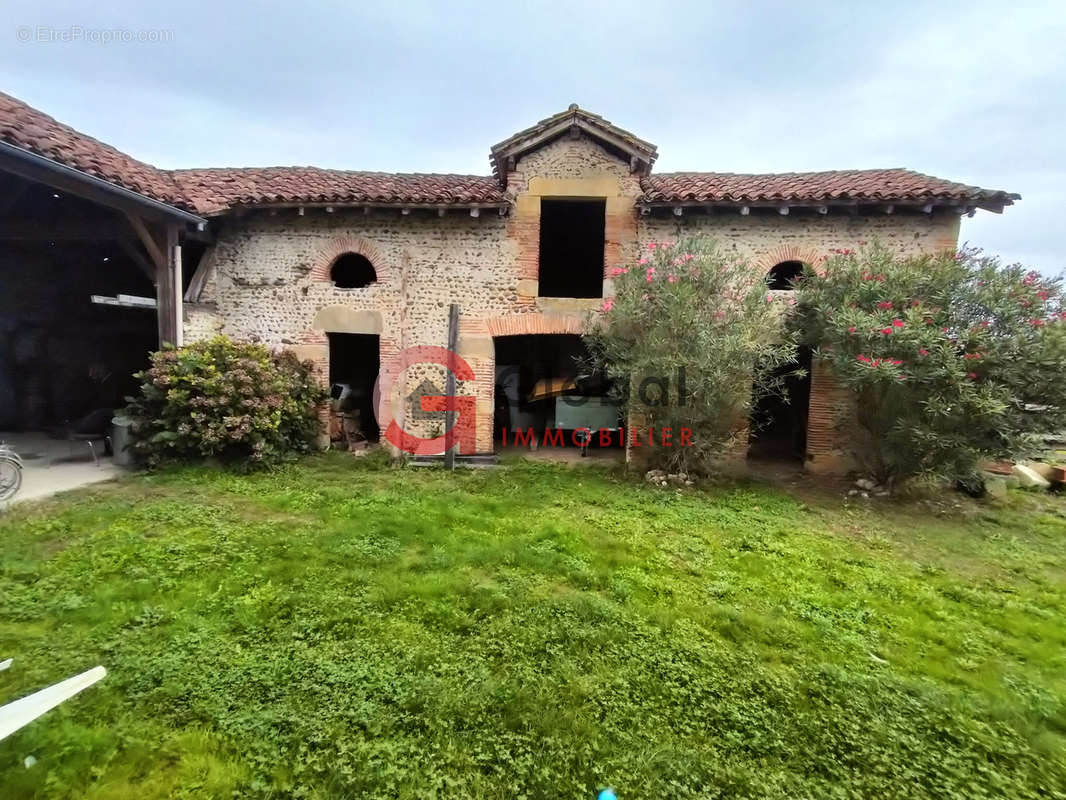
[[0, 666, 106, 741]]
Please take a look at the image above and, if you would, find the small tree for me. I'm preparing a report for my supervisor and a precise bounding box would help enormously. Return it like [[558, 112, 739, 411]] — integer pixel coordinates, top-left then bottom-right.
[[790, 244, 1066, 489], [126, 336, 325, 468], [585, 236, 799, 474]]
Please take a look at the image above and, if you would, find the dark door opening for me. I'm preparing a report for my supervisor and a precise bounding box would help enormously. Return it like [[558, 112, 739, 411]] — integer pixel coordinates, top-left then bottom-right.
[[538, 199, 606, 298], [493, 334, 622, 454], [328, 333, 380, 448], [747, 345, 813, 463]]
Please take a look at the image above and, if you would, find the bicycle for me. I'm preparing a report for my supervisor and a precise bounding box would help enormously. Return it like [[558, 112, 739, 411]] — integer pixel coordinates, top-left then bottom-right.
[[0, 443, 23, 502]]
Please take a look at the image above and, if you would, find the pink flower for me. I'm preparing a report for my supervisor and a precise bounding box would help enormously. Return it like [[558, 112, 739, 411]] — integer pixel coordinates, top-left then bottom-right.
[[877, 301, 894, 309], [968, 372, 978, 379], [767, 293, 774, 302], [857, 354, 872, 363], [637, 258, 648, 265], [611, 266, 627, 276], [881, 327, 893, 335], [645, 267, 656, 282], [918, 348, 929, 356], [647, 242, 657, 250], [1030, 317, 1046, 326], [892, 319, 905, 328], [848, 326, 857, 333], [600, 299, 614, 313], [667, 274, 678, 283]]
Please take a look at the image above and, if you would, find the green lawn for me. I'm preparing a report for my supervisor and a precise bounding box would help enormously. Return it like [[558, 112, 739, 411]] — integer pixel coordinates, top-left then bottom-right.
[[2, 455, 1065, 799]]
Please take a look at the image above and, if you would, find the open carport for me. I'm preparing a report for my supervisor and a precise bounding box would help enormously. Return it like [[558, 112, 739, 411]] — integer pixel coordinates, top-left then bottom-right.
[[0, 92, 206, 471]]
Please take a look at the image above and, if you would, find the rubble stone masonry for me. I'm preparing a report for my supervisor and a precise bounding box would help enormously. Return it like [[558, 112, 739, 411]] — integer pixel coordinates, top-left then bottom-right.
[[187, 134, 961, 470]]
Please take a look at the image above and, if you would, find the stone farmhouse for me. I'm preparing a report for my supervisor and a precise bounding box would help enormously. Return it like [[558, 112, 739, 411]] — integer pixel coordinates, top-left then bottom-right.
[[0, 94, 1019, 470]]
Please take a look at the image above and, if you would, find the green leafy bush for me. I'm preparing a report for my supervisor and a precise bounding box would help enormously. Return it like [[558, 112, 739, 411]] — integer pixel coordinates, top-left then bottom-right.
[[585, 236, 799, 474], [126, 336, 325, 467], [790, 244, 1066, 488]]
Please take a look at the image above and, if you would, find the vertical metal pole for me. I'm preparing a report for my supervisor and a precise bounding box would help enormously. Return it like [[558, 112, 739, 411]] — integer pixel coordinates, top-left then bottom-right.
[[445, 303, 459, 470], [171, 226, 183, 348]]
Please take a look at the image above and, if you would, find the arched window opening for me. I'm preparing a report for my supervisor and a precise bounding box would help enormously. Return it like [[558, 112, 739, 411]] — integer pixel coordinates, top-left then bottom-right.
[[330, 253, 377, 289], [766, 260, 804, 291]]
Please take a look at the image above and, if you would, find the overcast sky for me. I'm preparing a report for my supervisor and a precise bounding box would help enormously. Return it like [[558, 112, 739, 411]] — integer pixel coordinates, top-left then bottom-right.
[[3, 1, 1063, 274]]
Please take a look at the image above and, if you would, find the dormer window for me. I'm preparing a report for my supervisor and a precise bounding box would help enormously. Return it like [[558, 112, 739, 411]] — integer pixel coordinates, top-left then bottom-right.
[[538, 198, 605, 298]]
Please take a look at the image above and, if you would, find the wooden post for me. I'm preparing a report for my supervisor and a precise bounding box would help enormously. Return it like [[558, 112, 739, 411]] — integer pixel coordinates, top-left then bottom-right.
[[170, 224, 183, 348], [445, 303, 459, 470], [126, 212, 178, 347]]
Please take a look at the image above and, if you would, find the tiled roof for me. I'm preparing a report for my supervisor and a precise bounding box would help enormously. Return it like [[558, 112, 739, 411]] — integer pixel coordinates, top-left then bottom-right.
[[0, 91, 1018, 216], [0, 90, 189, 208], [641, 169, 1019, 208], [489, 104, 658, 182], [172, 168, 506, 215]]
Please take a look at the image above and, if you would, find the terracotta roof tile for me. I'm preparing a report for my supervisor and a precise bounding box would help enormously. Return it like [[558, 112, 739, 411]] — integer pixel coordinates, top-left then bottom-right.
[[0, 90, 188, 208], [171, 167, 506, 215], [641, 169, 1019, 207], [0, 91, 1019, 216]]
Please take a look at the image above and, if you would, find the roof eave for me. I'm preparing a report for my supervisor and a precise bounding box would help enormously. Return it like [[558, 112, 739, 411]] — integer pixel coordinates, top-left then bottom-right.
[[0, 140, 205, 226]]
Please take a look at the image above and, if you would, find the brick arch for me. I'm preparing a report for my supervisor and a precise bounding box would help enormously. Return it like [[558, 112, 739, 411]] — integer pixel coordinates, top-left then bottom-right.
[[485, 313, 587, 338], [309, 235, 389, 284], [753, 244, 824, 276]]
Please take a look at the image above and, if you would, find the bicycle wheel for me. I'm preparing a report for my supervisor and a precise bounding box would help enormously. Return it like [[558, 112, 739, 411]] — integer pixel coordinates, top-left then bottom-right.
[[0, 455, 22, 501]]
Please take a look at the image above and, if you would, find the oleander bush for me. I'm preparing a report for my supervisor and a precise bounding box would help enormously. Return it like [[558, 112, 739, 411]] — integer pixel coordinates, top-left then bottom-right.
[[790, 244, 1066, 489], [126, 335, 325, 468], [585, 235, 799, 474]]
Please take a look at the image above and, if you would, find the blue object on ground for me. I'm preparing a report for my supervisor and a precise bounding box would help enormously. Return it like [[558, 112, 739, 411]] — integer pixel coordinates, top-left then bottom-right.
[[598, 790, 617, 800]]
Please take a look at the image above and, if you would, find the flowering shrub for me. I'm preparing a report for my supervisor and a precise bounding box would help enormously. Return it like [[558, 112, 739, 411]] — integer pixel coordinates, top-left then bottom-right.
[[790, 244, 1066, 488], [126, 336, 326, 468], [586, 236, 799, 474]]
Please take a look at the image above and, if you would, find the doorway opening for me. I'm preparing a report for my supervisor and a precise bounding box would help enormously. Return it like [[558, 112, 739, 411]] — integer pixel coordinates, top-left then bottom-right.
[[493, 334, 622, 458], [327, 333, 380, 449], [747, 345, 812, 463]]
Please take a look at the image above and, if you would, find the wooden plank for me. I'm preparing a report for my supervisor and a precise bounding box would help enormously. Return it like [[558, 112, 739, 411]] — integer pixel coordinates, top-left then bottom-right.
[[183, 244, 216, 303], [154, 223, 180, 346], [125, 212, 166, 269]]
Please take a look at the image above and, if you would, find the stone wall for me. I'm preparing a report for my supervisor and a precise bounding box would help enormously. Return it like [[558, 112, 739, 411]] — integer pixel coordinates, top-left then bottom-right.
[[189, 133, 962, 469]]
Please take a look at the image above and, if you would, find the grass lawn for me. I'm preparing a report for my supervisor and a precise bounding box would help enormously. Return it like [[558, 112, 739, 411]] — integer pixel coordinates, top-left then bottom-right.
[[2, 455, 1066, 798]]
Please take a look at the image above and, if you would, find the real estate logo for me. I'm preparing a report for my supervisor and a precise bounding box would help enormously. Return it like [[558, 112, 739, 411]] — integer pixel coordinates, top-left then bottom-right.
[[373, 345, 477, 455]]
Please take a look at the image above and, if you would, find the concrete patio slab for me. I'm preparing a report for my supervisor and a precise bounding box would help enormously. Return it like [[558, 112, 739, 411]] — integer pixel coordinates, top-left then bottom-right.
[[0, 431, 124, 507]]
